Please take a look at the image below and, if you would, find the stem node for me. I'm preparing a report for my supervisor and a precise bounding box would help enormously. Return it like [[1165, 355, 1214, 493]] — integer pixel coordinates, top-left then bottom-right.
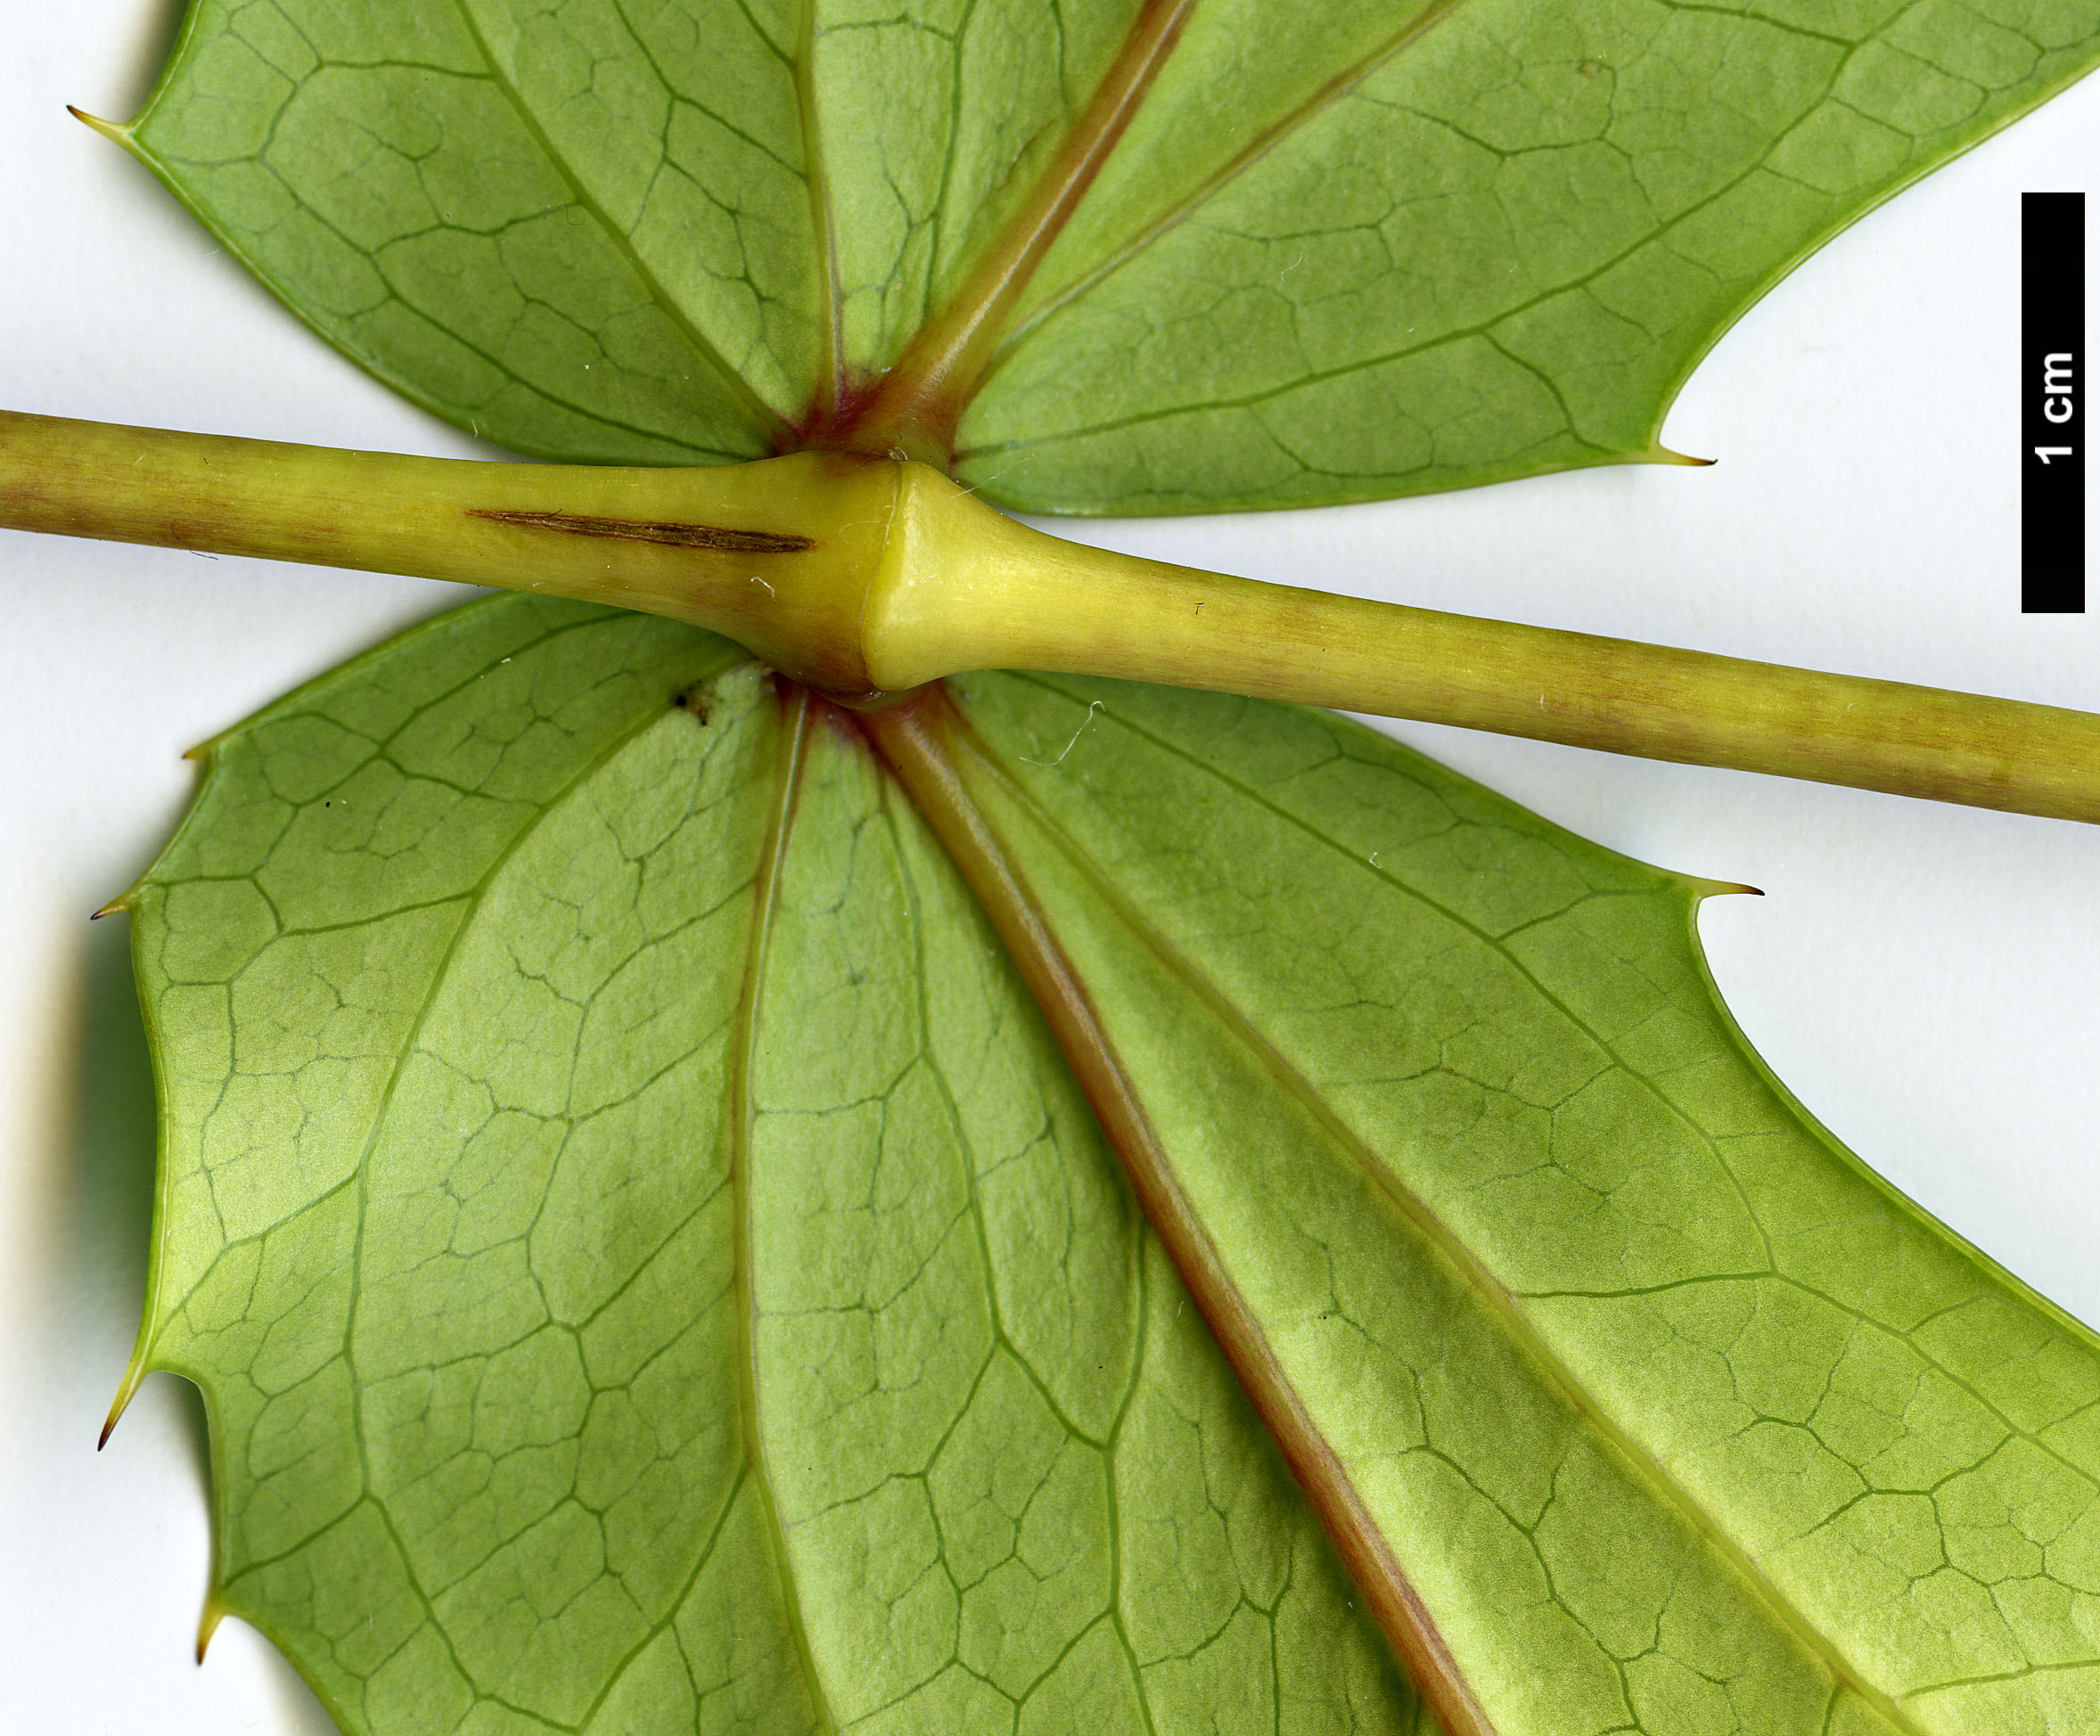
[[6, 407, 2099, 825]]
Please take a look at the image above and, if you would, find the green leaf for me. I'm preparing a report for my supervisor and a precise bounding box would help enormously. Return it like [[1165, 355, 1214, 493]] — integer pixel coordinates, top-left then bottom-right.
[[95, 2, 2100, 1732], [128, 0, 813, 462], [924, 671, 2100, 1735], [125, 593, 2100, 1734], [126, 0, 2100, 508], [125, 593, 1425, 1736]]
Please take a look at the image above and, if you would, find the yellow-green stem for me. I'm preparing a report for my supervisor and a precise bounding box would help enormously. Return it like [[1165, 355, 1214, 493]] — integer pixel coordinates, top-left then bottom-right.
[[6, 408, 2098, 824], [874, 470, 2100, 823], [0, 410, 899, 696]]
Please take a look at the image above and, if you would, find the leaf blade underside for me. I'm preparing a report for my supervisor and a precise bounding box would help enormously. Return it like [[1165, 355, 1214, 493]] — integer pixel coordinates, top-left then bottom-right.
[[126, 0, 2100, 508], [124, 594, 2100, 1735], [126, 594, 1424, 1736], [917, 673, 2100, 1736]]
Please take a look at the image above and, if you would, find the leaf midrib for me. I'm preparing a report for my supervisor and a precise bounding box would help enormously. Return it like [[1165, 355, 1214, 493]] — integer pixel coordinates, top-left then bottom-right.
[[855, 693, 1499, 1736], [824, 0, 1198, 450], [953, 687, 1927, 1736], [985, 0, 1468, 374]]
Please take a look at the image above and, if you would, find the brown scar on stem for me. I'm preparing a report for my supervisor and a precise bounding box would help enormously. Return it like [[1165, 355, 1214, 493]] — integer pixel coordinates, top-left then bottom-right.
[[466, 508, 815, 554]]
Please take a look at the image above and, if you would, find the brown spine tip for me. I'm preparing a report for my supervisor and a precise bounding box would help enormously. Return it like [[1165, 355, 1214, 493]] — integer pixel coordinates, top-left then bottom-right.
[[100, 1359, 146, 1449], [1651, 444, 1716, 468], [196, 1597, 227, 1665], [67, 106, 129, 145]]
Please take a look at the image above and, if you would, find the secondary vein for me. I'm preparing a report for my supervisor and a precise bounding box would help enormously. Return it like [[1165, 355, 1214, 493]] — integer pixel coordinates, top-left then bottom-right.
[[447, 0, 794, 446], [726, 684, 842, 1736]]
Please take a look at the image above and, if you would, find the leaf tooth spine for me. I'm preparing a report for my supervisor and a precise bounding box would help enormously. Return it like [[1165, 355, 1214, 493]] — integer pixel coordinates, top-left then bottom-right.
[[1645, 441, 1716, 467], [195, 1592, 228, 1664], [98, 1355, 150, 1449], [65, 106, 135, 149], [1688, 876, 1764, 900]]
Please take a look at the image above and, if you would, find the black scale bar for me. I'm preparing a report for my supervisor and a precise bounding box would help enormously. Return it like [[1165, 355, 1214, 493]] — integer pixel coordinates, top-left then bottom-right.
[[2023, 191, 2085, 614]]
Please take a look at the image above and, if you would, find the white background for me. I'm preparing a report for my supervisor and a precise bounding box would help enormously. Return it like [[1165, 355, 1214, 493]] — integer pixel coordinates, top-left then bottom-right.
[[4, 5, 2099, 1731]]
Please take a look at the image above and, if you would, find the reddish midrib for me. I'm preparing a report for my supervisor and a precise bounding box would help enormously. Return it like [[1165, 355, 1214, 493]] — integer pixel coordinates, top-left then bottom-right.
[[809, 0, 1196, 462], [853, 688, 1500, 1736]]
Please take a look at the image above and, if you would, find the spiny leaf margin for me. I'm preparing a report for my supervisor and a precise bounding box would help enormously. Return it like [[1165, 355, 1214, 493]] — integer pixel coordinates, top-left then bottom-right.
[[931, 667, 2100, 1734], [116, 591, 1431, 1736], [117, 0, 2100, 511]]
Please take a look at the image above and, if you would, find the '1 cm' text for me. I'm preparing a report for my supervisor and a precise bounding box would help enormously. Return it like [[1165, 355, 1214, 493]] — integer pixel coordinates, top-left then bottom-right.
[[2037, 351, 2076, 463]]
